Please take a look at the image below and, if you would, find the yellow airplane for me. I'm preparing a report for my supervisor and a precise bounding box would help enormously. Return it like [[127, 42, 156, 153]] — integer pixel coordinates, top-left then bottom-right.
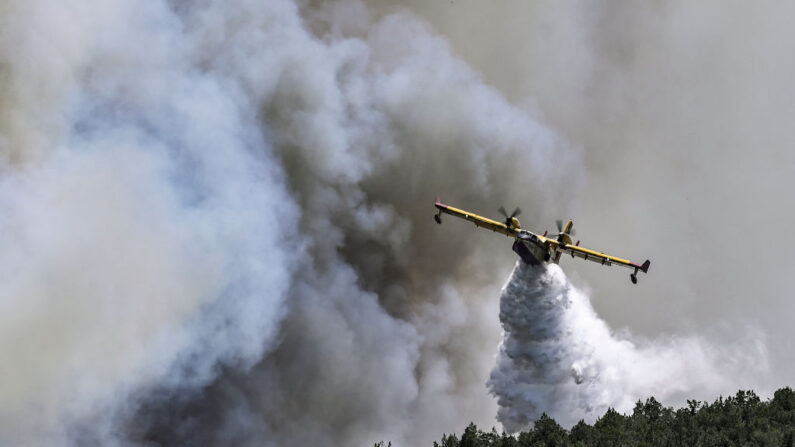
[[434, 197, 650, 284]]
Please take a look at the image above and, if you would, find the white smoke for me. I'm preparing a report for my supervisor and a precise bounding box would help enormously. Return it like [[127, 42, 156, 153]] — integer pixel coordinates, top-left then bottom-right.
[[488, 261, 768, 432], [0, 0, 302, 444]]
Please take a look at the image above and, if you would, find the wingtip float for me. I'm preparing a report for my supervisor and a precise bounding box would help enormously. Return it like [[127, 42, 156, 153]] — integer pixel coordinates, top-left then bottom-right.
[[434, 197, 651, 284]]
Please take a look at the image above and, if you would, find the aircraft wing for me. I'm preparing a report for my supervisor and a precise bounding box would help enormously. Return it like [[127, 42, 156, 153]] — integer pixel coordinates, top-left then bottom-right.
[[560, 243, 650, 273], [434, 198, 513, 237]]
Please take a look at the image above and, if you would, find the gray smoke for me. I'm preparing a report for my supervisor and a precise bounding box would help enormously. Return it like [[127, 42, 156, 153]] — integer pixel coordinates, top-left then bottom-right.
[[0, 0, 305, 443], [0, 0, 783, 446], [0, 0, 574, 445], [399, 0, 795, 365], [126, 2, 580, 445], [488, 262, 767, 432]]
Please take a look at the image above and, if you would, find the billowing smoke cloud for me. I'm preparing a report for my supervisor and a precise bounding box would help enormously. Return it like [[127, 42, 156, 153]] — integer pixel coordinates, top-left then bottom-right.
[[488, 262, 767, 432], [0, 0, 573, 445], [0, 1, 303, 444], [124, 2, 580, 445], [0, 0, 781, 446]]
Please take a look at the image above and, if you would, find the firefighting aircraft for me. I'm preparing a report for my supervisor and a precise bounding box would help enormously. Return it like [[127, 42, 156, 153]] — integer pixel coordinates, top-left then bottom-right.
[[434, 198, 650, 284]]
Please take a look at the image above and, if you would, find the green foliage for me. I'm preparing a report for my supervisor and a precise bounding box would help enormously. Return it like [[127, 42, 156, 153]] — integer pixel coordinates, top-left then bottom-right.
[[568, 419, 595, 446], [430, 387, 795, 447], [593, 408, 629, 446]]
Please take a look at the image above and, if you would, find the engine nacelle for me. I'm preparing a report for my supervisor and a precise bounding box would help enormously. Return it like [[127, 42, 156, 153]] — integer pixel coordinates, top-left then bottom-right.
[[509, 217, 521, 229]]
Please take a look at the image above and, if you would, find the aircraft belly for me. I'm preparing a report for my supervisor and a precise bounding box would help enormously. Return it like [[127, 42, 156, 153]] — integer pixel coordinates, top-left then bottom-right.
[[512, 240, 547, 266]]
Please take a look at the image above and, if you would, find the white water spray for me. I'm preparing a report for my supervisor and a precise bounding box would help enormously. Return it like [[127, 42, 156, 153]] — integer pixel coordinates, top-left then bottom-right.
[[488, 261, 766, 432]]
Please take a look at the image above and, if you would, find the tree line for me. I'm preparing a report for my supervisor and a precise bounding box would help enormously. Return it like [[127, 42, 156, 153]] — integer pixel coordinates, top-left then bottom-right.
[[374, 387, 794, 446]]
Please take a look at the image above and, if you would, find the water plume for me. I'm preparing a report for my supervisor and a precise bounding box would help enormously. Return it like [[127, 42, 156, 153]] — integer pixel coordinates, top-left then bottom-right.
[[488, 261, 767, 432]]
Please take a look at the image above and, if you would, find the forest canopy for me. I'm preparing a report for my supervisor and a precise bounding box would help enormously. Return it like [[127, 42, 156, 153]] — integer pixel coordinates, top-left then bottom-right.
[[379, 387, 795, 446]]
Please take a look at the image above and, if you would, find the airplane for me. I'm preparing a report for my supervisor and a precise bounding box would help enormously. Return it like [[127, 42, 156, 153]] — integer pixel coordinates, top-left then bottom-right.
[[433, 197, 650, 284]]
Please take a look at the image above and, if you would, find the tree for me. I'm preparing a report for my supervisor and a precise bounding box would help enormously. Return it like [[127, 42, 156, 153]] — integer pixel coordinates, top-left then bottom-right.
[[568, 419, 595, 446], [593, 408, 629, 446], [434, 433, 459, 447], [519, 413, 567, 447], [460, 422, 480, 447]]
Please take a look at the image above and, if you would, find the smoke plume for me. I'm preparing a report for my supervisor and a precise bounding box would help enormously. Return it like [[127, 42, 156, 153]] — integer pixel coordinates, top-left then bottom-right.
[[0, 0, 572, 445], [0, 0, 781, 446]]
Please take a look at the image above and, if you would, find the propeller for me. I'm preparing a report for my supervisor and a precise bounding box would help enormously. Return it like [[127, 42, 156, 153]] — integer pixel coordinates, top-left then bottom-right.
[[554, 219, 576, 236], [498, 206, 521, 227]]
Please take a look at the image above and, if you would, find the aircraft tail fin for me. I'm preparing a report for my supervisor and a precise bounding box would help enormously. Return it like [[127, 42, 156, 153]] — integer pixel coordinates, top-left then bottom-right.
[[641, 259, 650, 273]]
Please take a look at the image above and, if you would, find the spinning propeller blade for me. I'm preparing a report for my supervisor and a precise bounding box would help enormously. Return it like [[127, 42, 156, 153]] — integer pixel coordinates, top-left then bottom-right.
[[498, 206, 521, 227], [554, 219, 575, 235]]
